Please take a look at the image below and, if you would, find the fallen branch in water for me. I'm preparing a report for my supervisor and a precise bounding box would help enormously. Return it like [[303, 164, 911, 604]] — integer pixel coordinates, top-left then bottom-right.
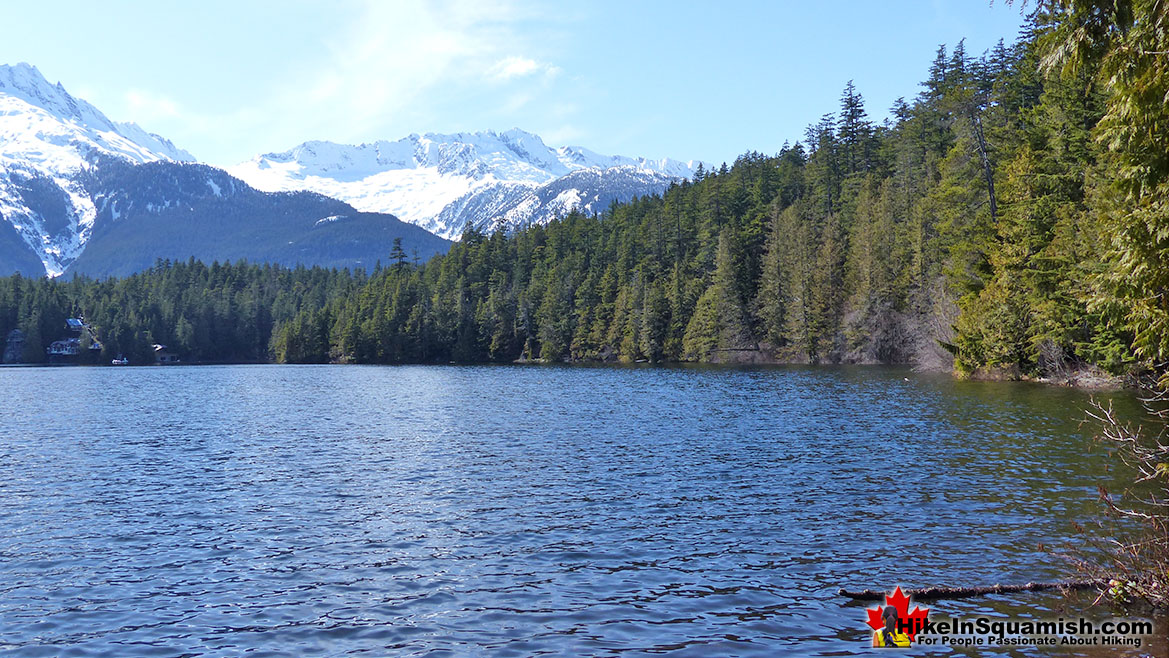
[[838, 580, 1104, 602]]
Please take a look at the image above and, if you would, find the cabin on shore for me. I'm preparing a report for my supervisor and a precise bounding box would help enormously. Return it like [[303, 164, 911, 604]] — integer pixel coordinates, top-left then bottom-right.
[[153, 344, 179, 365], [46, 318, 103, 364], [47, 338, 82, 357]]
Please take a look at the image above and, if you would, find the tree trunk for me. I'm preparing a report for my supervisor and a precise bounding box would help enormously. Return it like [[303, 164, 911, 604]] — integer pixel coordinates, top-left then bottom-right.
[[970, 109, 997, 222], [839, 580, 1102, 602]]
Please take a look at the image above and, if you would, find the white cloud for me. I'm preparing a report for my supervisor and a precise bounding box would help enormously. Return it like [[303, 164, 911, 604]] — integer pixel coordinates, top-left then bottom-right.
[[257, 0, 561, 145], [488, 56, 560, 81], [101, 0, 582, 166]]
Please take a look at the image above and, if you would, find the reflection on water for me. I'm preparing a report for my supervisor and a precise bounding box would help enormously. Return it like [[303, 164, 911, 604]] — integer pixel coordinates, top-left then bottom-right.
[[0, 364, 1163, 656]]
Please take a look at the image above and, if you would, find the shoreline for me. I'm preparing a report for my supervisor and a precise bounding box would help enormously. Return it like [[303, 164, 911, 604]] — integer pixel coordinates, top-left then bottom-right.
[[1, 356, 1136, 391], [962, 364, 1130, 391]]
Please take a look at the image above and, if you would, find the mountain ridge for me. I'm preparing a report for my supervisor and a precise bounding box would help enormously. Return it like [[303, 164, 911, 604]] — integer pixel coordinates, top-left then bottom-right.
[[0, 62, 198, 274], [0, 63, 194, 163], [229, 129, 704, 239], [0, 61, 702, 275], [0, 63, 448, 277], [68, 157, 449, 278]]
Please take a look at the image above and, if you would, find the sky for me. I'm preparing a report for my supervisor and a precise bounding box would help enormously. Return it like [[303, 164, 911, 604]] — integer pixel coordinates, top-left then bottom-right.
[[0, 1, 1028, 168]]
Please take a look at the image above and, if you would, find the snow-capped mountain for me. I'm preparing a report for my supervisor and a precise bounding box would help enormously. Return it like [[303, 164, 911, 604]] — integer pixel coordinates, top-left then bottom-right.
[[0, 63, 447, 278], [230, 129, 703, 239], [67, 157, 449, 278], [0, 63, 194, 274], [0, 63, 699, 276]]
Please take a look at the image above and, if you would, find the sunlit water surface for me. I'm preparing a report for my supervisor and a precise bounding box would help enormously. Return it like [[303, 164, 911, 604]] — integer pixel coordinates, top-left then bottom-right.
[[0, 364, 1164, 656]]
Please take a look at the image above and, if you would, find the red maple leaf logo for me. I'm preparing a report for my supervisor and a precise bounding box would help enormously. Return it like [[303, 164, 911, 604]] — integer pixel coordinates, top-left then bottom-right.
[[865, 586, 930, 643]]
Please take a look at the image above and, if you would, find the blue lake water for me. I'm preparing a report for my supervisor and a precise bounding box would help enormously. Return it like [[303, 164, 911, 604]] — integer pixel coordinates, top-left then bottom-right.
[[0, 364, 1163, 656]]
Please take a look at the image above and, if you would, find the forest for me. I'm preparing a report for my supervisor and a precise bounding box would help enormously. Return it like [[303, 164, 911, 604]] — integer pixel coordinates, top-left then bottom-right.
[[0, 261, 360, 364], [2, 2, 1167, 383]]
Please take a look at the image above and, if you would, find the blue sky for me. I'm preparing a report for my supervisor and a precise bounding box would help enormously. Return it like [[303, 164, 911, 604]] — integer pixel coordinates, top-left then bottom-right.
[[1, 1, 1027, 167]]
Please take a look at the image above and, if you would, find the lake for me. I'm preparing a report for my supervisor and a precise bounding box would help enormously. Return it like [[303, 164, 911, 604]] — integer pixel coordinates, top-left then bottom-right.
[[0, 364, 1164, 656]]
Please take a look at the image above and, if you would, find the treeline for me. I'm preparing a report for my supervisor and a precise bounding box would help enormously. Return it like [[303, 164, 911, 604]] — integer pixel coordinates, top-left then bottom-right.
[[0, 260, 358, 364], [275, 5, 1163, 376], [4, 2, 1166, 379]]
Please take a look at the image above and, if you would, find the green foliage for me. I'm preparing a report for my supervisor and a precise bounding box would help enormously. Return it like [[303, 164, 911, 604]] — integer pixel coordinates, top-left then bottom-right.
[[0, 260, 357, 365], [4, 11, 1165, 378], [260, 19, 1157, 372]]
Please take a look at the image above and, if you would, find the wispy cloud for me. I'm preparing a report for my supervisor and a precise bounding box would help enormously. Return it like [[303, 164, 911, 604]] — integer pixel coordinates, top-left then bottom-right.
[[101, 0, 584, 165], [488, 56, 561, 81], [258, 0, 565, 146]]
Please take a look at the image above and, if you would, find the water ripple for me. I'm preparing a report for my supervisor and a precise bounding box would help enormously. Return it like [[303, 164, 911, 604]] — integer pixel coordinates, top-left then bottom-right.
[[0, 364, 1162, 656]]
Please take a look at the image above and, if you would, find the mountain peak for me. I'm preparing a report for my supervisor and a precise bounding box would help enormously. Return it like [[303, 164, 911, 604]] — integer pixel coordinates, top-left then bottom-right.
[[499, 127, 541, 141], [0, 62, 48, 81], [0, 62, 92, 126], [0, 61, 197, 275], [0, 61, 195, 164], [229, 128, 706, 240]]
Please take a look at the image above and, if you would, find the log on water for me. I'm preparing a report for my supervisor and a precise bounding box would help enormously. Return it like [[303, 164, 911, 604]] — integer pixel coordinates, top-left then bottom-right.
[[838, 581, 1104, 602]]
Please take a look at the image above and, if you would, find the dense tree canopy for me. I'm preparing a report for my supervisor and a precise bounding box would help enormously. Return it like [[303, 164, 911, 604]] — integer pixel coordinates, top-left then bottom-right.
[[0, 259, 359, 365], [3, 5, 1166, 381]]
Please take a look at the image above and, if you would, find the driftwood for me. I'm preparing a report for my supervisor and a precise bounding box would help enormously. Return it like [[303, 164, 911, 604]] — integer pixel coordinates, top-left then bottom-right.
[[838, 580, 1104, 602]]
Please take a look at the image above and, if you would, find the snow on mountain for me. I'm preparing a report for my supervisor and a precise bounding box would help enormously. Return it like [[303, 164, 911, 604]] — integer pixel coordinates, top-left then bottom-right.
[[230, 129, 703, 239], [0, 62, 194, 275], [65, 158, 450, 279], [0, 61, 701, 275], [497, 166, 679, 231]]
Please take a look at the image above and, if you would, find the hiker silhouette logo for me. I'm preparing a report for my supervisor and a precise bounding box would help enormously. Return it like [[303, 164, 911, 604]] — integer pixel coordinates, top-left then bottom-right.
[[865, 586, 930, 648]]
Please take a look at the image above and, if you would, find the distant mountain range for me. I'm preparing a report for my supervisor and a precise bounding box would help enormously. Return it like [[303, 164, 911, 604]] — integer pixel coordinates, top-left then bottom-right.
[[229, 130, 703, 239], [67, 157, 450, 278], [0, 62, 700, 277], [0, 63, 448, 277]]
